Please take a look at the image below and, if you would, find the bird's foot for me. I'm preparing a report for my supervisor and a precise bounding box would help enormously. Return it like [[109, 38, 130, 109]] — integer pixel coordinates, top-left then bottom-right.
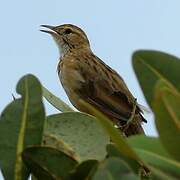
[[119, 99, 137, 132]]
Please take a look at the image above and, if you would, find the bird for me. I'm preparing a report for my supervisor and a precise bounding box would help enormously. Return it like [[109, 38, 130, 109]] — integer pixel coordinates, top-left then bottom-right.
[[40, 24, 147, 137]]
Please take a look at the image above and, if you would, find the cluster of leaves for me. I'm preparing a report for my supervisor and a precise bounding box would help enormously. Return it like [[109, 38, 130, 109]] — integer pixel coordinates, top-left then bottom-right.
[[0, 50, 179, 180]]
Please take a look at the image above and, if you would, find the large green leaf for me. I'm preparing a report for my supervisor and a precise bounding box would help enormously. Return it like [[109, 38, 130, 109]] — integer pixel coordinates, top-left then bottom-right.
[[127, 135, 180, 179], [132, 50, 180, 107], [107, 143, 179, 180], [150, 166, 178, 180], [45, 112, 110, 161], [133, 148, 180, 179], [79, 101, 145, 172], [0, 74, 45, 180], [92, 157, 139, 180], [127, 135, 172, 159], [22, 146, 78, 180], [106, 144, 141, 175], [153, 80, 180, 162], [43, 133, 80, 161], [42, 86, 74, 112], [70, 160, 98, 180]]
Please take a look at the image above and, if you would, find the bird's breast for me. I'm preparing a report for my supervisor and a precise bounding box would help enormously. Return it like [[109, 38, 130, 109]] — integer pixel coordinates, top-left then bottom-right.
[[58, 59, 85, 96]]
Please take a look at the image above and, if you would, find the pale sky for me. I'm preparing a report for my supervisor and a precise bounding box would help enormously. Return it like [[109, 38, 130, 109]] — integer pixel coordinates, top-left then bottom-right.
[[0, 2, 180, 177], [1, 0, 180, 132], [1, 0, 180, 133]]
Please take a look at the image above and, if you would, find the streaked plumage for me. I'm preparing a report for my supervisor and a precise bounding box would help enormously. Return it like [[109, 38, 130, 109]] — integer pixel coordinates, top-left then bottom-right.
[[41, 24, 146, 136]]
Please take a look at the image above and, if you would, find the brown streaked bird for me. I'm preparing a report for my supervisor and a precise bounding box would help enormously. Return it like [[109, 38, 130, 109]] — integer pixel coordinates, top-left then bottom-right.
[[40, 24, 147, 137]]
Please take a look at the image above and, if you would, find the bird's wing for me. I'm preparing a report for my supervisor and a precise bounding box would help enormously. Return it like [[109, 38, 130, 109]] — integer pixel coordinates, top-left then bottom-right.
[[79, 54, 145, 123]]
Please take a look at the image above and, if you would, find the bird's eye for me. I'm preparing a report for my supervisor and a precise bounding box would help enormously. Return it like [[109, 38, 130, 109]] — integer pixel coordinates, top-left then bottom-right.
[[64, 28, 72, 34]]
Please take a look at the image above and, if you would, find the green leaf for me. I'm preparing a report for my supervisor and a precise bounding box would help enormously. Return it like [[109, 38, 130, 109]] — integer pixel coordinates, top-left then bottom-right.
[[150, 166, 178, 180], [127, 135, 180, 179], [133, 148, 180, 179], [0, 74, 45, 180], [45, 112, 110, 161], [153, 80, 180, 161], [42, 133, 80, 161], [79, 101, 145, 171], [127, 135, 172, 160], [22, 146, 78, 180], [106, 144, 140, 175], [42, 86, 74, 112], [92, 157, 139, 180], [70, 160, 98, 180], [132, 50, 180, 107]]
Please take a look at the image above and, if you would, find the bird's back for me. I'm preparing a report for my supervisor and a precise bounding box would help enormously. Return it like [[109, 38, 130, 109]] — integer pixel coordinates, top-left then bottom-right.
[[58, 50, 145, 137]]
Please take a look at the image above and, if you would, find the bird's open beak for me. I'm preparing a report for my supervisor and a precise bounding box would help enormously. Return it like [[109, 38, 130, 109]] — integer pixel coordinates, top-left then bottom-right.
[[40, 25, 57, 35]]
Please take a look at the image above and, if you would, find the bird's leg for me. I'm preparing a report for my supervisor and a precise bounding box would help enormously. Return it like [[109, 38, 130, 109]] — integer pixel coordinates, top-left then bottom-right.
[[121, 98, 137, 132], [127, 98, 137, 124]]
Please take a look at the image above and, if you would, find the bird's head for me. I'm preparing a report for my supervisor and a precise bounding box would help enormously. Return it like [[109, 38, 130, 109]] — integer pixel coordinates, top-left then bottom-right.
[[40, 24, 90, 56]]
